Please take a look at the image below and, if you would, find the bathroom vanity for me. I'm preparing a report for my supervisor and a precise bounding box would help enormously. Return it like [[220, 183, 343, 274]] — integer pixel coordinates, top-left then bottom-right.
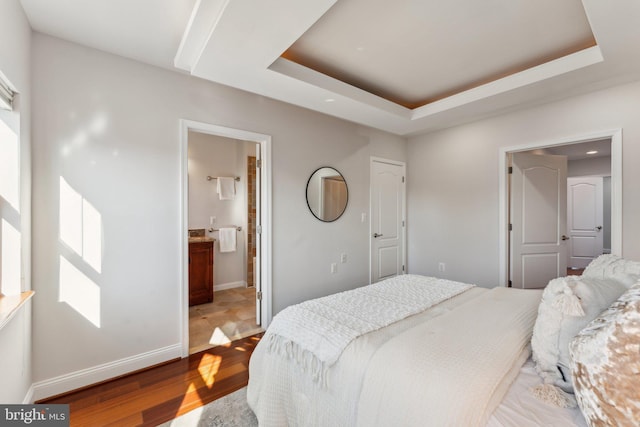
[[188, 237, 214, 306]]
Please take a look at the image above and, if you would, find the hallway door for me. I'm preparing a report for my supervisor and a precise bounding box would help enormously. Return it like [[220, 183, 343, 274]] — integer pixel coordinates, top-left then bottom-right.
[[567, 176, 604, 269]]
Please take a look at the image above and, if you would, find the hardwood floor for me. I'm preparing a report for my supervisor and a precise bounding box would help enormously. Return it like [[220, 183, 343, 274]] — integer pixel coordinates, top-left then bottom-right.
[[567, 267, 585, 276], [38, 333, 263, 427]]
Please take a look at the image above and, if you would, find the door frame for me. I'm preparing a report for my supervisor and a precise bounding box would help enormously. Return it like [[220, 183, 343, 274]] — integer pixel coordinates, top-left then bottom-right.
[[369, 157, 407, 284], [498, 128, 622, 287], [179, 119, 272, 357]]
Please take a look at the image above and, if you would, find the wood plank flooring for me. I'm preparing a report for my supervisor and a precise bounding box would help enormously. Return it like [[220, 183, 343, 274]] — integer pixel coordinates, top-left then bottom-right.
[[38, 333, 263, 427]]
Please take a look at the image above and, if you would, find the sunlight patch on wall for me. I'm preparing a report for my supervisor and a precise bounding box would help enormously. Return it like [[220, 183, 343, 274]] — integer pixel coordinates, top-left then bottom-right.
[[1, 219, 21, 296], [61, 112, 109, 158], [82, 199, 102, 273], [59, 255, 101, 327], [59, 177, 83, 255], [59, 177, 102, 273], [0, 118, 19, 211]]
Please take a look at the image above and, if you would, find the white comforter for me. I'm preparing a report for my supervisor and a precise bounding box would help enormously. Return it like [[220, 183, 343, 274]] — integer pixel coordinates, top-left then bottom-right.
[[248, 281, 543, 426], [264, 275, 473, 383]]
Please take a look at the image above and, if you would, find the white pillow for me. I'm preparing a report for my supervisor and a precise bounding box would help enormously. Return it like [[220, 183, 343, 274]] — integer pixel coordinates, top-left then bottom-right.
[[582, 254, 640, 288], [531, 275, 627, 393]]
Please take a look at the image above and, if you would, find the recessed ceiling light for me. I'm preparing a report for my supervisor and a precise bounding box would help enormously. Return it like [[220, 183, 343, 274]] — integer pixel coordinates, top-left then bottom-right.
[[325, 98, 335, 103], [586, 150, 598, 155]]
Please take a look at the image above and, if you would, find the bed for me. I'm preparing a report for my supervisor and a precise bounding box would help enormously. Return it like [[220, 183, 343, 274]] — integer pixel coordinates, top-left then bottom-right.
[[247, 255, 640, 427]]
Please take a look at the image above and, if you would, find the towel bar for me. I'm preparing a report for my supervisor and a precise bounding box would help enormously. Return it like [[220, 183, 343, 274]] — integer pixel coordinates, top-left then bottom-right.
[[207, 176, 240, 182], [208, 226, 242, 232]]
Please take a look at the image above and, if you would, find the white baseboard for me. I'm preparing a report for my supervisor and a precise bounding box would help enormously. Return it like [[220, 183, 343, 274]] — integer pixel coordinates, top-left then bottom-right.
[[214, 280, 247, 292], [31, 343, 182, 402], [22, 385, 35, 404]]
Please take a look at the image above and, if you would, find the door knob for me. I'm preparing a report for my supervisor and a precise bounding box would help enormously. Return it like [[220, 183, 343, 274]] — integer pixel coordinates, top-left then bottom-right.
[[373, 233, 383, 238], [561, 235, 570, 241], [596, 226, 603, 231]]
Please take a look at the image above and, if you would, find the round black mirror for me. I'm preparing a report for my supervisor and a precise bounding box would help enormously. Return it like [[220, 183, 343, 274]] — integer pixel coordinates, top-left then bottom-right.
[[306, 167, 348, 222]]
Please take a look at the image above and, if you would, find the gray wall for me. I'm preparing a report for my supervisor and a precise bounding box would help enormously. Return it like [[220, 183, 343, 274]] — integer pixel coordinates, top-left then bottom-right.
[[568, 156, 611, 177], [407, 80, 640, 287], [30, 33, 406, 396]]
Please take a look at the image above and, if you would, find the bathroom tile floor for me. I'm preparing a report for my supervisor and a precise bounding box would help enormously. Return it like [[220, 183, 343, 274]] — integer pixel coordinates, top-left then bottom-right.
[[189, 286, 264, 354]]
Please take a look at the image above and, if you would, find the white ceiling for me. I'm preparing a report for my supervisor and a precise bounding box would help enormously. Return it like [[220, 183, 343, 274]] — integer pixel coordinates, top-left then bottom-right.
[[19, 0, 640, 136]]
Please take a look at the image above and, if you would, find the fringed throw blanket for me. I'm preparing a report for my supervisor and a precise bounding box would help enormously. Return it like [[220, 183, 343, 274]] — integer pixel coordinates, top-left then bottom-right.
[[265, 274, 474, 383]]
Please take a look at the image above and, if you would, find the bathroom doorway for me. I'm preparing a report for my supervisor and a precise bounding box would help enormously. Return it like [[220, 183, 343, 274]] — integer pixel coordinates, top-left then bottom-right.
[[180, 120, 271, 357]]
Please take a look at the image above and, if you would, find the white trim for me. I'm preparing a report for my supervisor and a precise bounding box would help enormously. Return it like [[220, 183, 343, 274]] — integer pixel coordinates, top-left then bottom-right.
[[369, 157, 407, 284], [214, 280, 247, 292], [498, 129, 623, 286], [179, 120, 272, 358], [413, 47, 603, 121], [31, 344, 182, 401], [22, 385, 35, 404], [174, 0, 231, 72]]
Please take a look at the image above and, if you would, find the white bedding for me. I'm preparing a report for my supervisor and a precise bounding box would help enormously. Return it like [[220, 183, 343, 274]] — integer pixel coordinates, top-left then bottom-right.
[[247, 278, 574, 427], [356, 286, 540, 427], [264, 274, 473, 383], [487, 359, 587, 427]]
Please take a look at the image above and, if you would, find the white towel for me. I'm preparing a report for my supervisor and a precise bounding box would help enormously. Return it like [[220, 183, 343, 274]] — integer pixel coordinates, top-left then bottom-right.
[[216, 177, 236, 200], [218, 228, 237, 253]]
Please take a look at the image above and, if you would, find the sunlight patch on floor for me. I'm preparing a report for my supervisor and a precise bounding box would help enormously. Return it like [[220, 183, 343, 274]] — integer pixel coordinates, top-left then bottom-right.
[[197, 353, 222, 388], [209, 326, 232, 346]]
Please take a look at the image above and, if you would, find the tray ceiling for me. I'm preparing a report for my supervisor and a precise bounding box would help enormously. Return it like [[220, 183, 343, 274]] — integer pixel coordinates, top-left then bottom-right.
[[282, 0, 596, 109]]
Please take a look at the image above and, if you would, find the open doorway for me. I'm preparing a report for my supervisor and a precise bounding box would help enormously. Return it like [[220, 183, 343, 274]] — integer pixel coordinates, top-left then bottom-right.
[[180, 120, 271, 357], [498, 129, 622, 288], [186, 132, 262, 354]]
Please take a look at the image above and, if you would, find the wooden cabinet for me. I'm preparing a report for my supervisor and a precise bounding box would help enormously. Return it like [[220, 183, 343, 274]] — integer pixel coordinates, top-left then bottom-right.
[[189, 240, 214, 306]]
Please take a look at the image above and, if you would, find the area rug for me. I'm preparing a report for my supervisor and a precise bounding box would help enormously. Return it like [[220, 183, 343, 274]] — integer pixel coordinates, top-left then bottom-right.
[[159, 387, 258, 427]]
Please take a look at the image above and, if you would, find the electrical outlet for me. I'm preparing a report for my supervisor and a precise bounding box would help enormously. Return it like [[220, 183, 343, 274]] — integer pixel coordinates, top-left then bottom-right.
[[331, 263, 338, 274], [438, 262, 446, 272], [340, 253, 347, 263]]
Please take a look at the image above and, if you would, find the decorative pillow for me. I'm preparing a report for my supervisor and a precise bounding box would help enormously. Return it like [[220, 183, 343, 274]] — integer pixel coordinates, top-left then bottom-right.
[[570, 281, 640, 426], [582, 254, 640, 288], [531, 275, 627, 394]]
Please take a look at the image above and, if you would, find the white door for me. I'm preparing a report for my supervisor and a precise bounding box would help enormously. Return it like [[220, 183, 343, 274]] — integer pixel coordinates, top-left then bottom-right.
[[254, 145, 261, 325], [567, 176, 604, 269], [510, 153, 568, 289], [370, 159, 405, 283]]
